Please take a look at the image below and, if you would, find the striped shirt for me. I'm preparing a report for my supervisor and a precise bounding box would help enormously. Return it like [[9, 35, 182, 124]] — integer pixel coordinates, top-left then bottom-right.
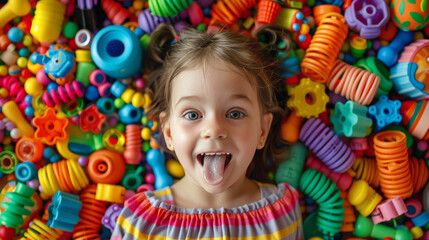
[[111, 182, 303, 240]]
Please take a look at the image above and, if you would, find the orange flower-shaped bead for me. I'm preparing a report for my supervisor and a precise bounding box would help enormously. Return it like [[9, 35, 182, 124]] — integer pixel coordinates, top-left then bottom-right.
[[34, 108, 69, 145], [79, 105, 106, 134]]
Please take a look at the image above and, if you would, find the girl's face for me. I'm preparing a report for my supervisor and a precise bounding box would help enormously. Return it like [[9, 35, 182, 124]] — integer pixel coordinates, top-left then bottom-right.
[[161, 58, 273, 194]]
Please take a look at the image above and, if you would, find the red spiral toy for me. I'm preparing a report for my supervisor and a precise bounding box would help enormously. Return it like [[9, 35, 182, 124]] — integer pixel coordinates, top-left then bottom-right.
[[301, 13, 348, 83], [326, 60, 380, 105], [101, 0, 130, 25], [73, 185, 108, 240], [210, 0, 256, 26], [373, 131, 413, 199], [124, 124, 143, 165], [42, 80, 85, 107]]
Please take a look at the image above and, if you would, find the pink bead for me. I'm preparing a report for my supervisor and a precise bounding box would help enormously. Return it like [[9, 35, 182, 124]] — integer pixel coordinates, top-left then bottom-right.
[[89, 69, 106, 86], [135, 78, 145, 89], [42, 91, 54, 107], [98, 82, 111, 97], [72, 81, 84, 97], [36, 68, 51, 85], [124, 189, 136, 201], [145, 173, 155, 185], [137, 184, 155, 193], [64, 83, 77, 100], [78, 156, 88, 166], [57, 86, 70, 103], [49, 89, 62, 105]]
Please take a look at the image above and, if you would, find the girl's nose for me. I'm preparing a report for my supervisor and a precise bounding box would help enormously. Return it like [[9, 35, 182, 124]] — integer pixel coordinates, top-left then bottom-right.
[[201, 116, 228, 139]]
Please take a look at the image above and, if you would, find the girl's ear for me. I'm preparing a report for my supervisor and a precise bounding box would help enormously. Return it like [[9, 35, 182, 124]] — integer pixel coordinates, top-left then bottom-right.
[[160, 112, 174, 151], [257, 113, 273, 149]]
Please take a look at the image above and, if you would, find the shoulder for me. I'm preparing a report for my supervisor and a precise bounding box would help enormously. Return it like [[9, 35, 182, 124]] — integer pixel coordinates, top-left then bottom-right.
[[257, 181, 300, 200]]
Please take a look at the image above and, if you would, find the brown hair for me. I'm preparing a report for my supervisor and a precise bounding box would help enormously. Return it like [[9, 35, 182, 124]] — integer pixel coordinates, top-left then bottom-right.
[[146, 24, 292, 183]]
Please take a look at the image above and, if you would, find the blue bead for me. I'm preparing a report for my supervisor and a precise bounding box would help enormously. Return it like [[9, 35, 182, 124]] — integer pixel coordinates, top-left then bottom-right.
[[19, 48, 29, 58], [24, 95, 33, 105], [296, 12, 304, 20], [15, 162, 37, 182], [118, 104, 142, 124], [85, 85, 100, 101], [47, 191, 82, 232], [96, 97, 115, 114], [50, 154, 62, 163], [292, 23, 300, 31], [368, 95, 402, 132], [24, 106, 34, 117], [43, 148, 54, 159], [134, 27, 145, 38], [7, 27, 24, 43], [47, 82, 59, 92], [110, 81, 127, 98]]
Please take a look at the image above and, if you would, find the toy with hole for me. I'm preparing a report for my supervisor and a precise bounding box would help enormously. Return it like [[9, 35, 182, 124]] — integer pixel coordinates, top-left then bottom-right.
[[354, 214, 412, 240], [390, 0, 429, 31]]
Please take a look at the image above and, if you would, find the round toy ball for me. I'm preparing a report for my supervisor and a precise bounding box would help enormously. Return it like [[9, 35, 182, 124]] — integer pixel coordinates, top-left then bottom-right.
[[62, 21, 79, 39], [24, 77, 44, 96], [390, 0, 429, 30], [8, 27, 24, 43]]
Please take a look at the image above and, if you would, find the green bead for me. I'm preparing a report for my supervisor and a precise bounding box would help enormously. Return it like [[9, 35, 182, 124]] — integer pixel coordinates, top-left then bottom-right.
[[114, 98, 125, 109], [142, 141, 151, 152], [116, 123, 126, 132], [62, 21, 79, 39], [141, 115, 148, 125]]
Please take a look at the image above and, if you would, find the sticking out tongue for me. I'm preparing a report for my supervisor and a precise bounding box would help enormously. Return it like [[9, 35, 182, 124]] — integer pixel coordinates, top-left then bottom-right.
[[203, 154, 226, 185]]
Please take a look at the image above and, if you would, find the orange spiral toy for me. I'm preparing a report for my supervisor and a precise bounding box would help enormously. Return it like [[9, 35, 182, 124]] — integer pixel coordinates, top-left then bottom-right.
[[348, 157, 379, 188], [257, 0, 282, 24], [210, 0, 256, 26], [301, 13, 348, 83], [340, 191, 356, 233], [326, 60, 380, 105], [38, 159, 90, 197], [72, 185, 108, 240], [373, 131, 413, 199], [409, 157, 428, 193], [124, 124, 143, 165]]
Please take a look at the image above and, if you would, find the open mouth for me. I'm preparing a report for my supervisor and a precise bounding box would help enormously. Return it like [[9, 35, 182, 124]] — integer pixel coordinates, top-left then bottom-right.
[[197, 153, 232, 167]]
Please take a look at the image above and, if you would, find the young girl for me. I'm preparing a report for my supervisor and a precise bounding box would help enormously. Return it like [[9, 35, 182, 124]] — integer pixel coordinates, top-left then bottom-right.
[[111, 24, 303, 240]]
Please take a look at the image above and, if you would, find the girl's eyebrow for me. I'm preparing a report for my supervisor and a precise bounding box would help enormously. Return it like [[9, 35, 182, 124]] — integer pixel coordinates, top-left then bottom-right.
[[175, 96, 201, 107]]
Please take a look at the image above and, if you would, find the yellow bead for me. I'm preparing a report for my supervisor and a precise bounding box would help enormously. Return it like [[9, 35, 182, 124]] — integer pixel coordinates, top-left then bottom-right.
[[27, 61, 43, 74], [300, 23, 310, 35], [24, 77, 44, 96], [410, 227, 423, 239], [151, 120, 158, 132], [131, 92, 145, 108], [23, 35, 33, 46], [95, 183, 125, 203], [17, 57, 28, 69], [0, 88, 9, 98], [166, 158, 185, 178], [121, 88, 135, 104], [141, 127, 152, 141], [0, 65, 8, 76], [133, 0, 144, 10], [143, 93, 152, 109]]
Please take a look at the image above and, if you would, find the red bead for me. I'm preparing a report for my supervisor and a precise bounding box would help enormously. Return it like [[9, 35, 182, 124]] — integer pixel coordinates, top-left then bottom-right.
[[0, 225, 16, 240], [21, 68, 32, 79]]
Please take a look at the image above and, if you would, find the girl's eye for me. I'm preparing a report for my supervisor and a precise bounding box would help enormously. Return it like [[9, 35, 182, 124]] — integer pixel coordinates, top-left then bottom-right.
[[228, 110, 244, 119], [184, 111, 200, 120]]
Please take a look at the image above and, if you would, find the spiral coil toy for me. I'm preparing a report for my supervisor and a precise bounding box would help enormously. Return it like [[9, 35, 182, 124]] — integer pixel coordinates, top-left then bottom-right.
[[340, 191, 356, 233], [72, 185, 108, 240], [42, 80, 85, 108], [257, 0, 282, 24], [0, 76, 26, 104], [326, 60, 380, 105], [299, 118, 355, 173], [409, 157, 428, 193], [149, 0, 192, 18], [210, 0, 256, 26], [38, 159, 90, 197], [23, 218, 63, 240], [124, 124, 143, 165], [299, 168, 345, 237], [373, 131, 414, 199], [138, 8, 189, 34], [101, 0, 130, 25], [348, 157, 380, 188], [301, 13, 348, 83]]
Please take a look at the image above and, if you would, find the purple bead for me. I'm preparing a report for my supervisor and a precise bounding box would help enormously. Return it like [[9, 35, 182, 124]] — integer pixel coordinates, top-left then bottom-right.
[[38, 184, 44, 193], [78, 156, 88, 166], [71, 116, 80, 125], [0, 121, 5, 130], [5, 121, 15, 131], [27, 179, 40, 189]]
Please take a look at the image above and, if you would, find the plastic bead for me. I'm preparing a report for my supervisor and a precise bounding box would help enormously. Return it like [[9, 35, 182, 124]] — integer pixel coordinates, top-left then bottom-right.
[[7, 27, 24, 43], [87, 149, 126, 184], [411, 211, 429, 227], [15, 137, 45, 163], [373, 131, 413, 199], [146, 148, 174, 190], [15, 161, 38, 182], [344, 0, 389, 39], [390, 39, 429, 99], [0, 76, 27, 104], [287, 78, 329, 118], [330, 100, 373, 137], [0, 182, 35, 228], [368, 95, 402, 132], [275, 142, 307, 189], [118, 104, 142, 124], [79, 105, 106, 134], [91, 25, 142, 79], [47, 191, 82, 232], [101, 0, 130, 25], [371, 197, 407, 224], [350, 35, 367, 58], [122, 166, 145, 190], [95, 183, 125, 204], [299, 118, 356, 173], [280, 110, 304, 143], [301, 13, 348, 83], [0, 225, 16, 240], [166, 158, 185, 179], [75, 29, 93, 50], [299, 168, 344, 237], [42, 80, 85, 107], [354, 215, 412, 240], [0, 151, 18, 174], [30, 0, 66, 43], [102, 204, 124, 232], [102, 128, 126, 152], [97, 97, 116, 115], [33, 108, 69, 145]]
